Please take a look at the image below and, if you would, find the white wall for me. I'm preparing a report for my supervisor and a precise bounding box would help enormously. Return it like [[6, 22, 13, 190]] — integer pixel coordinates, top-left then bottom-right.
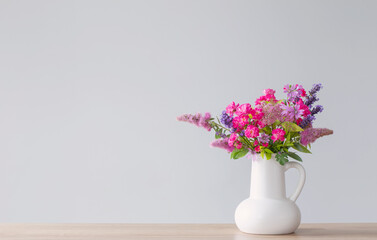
[[0, 0, 376, 223]]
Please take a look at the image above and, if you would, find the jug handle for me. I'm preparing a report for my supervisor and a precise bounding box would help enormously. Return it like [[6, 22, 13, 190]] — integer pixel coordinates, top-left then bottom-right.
[[284, 162, 306, 202]]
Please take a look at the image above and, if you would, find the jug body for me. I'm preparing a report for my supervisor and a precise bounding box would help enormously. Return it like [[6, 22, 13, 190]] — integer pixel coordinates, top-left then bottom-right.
[[235, 154, 305, 234]]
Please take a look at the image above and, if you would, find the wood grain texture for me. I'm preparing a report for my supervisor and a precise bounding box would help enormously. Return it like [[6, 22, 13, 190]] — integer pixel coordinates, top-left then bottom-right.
[[0, 223, 376, 240]]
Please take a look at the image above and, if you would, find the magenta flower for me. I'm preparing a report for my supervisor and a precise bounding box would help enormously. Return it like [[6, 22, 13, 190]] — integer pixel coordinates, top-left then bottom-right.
[[232, 115, 249, 130], [255, 89, 277, 106], [234, 140, 243, 149], [245, 125, 259, 138], [297, 99, 311, 117], [300, 128, 333, 146], [236, 103, 253, 116], [228, 133, 238, 147], [251, 107, 264, 120], [263, 88, 276, 95], [210, 138, 234, 153], [177, 112, 212, 131], [226, 102, 239, 116], [271, 129, 286, 143]]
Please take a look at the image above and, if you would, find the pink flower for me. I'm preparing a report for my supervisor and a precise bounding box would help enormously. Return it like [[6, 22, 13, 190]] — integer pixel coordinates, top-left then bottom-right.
[[255, 89, 277, 106], [226, 102, 239, 116], [261, 103, 284, 126], [300, 88, 306, 97], [271, 129, 286, 143], [236, 103, 253, 116], [257, 121, 266, 129], [300, 128, 333, 146], [234, 140, 243, 149], [210, 138, 234, 153], [228, 133, 238, 147], [198, 112, 212, 131], [263, 88, 276, 95], [297, 99, 311, 117], [232, 115, 249, 130], [177, 112, 212, 131], [251, 108, 264, 120], [245, 125, 259, 138], [296, 84, 306, 97], [254, 145, 261, 152], [255, 95, 267, 106], [262, 143, 268, 147]]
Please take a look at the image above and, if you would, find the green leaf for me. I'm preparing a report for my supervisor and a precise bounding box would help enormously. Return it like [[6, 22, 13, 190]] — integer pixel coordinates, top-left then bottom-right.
[[281, 122, 304, 132], [266, 152, 272, 160], [287, 152, 303, 162], [264, 148, 273, 154], [261, 150, 265, 159], [276, 152, 289, 166], [285, 132, 291, 143], [292, 143, 312, 153], [262, 126, 272, 135], [215, 134, 221, 139], [273, 120, 281, 128], [231, 148, 248, 160]]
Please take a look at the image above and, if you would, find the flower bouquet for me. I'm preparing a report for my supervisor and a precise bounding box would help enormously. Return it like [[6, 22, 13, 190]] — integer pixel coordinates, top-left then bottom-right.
[[177, 83, 333, 234], [177, 84, 333, 165]]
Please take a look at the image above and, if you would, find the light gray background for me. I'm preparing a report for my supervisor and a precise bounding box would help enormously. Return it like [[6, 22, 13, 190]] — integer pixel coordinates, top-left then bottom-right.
[[0, 0, 376, 223]]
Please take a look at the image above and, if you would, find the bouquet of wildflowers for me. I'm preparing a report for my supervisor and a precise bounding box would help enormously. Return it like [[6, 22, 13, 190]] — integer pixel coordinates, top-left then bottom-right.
[[177, 84, 333, 165]]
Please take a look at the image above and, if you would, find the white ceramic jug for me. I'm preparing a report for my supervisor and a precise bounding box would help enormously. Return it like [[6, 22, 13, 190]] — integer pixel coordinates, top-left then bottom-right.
[[235, 154, 306, 234]]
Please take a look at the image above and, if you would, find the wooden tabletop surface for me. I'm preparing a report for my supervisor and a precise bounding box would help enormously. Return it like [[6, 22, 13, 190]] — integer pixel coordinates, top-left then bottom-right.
[[0, 223, 376, 240]]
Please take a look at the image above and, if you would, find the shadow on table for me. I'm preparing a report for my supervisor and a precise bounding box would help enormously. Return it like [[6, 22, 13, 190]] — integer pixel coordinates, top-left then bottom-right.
[[233, 225, 377, 239]]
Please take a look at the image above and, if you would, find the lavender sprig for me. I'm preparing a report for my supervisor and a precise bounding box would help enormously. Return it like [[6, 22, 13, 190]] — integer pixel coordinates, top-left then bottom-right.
[[309, 83, 323, 96], [304, 95, 318, 108], [304, 83, 322, 108], [220, 110, 233, 129], [299, 115, 316, 129], [311, 105, 324, 116]]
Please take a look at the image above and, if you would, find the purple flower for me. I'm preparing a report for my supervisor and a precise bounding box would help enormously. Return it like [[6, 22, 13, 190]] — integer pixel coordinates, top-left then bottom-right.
[[311, 105, 324, 116], [304, 95, 318, 108], [304, 83, 322, 107], [284, 84, 300, 102], [220, 111, 233, 129], [281, 104, 303, 121], [258, 133, 270, 144], [177, 112, 212, 131], [309, 83, 323, 96], [284, 84, 305, 102], [300, 127, 333, 146], [210, 138, 235, 152], [239, 130, 245, 137], [299, 115, 316, 129]]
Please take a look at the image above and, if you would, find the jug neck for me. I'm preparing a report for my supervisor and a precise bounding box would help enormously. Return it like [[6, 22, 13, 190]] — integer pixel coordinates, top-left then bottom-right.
[[250, 155, 287, 199]]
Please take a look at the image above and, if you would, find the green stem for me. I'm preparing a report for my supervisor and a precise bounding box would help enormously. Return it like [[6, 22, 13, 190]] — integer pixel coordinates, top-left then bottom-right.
[[241, 136, 254, 149], [210, 121, 231, 133]]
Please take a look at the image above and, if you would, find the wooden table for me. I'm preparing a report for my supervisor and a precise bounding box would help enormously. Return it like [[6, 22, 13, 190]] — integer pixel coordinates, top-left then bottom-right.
[[0, 223, 376, 240]]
